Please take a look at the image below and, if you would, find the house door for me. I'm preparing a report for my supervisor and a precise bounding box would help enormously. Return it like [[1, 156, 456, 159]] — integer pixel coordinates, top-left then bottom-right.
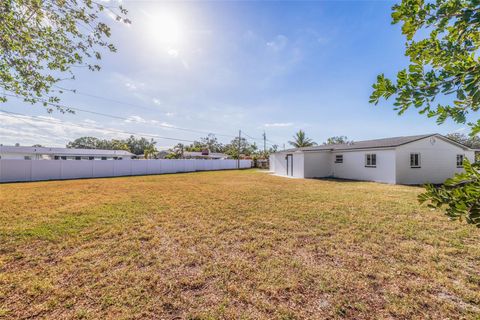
[[286, 154, 293, 176]]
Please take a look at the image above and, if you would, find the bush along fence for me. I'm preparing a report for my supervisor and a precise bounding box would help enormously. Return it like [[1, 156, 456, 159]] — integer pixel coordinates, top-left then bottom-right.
[[0, 159, 252, 183]]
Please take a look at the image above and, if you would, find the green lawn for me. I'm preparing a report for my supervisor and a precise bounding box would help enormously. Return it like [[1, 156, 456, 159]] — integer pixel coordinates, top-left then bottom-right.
[[0, 170, 479, 319]]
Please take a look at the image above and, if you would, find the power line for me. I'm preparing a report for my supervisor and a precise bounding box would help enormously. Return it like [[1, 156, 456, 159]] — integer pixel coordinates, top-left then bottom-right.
[[0, 110, 197, 143], [3, 93, 238, 139], [5, 92, 280, 146], [45, 89, 281, 145]]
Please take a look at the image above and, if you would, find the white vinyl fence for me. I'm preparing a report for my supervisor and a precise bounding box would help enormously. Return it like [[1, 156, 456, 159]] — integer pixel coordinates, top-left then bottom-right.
[[0, 159, 252, 183]]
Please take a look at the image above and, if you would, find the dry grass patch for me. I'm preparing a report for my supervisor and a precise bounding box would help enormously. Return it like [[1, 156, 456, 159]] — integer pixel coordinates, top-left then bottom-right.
[[0, 169, 479, 319]]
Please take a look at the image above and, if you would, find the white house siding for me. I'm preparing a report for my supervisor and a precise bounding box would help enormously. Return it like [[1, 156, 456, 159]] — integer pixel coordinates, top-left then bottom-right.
[[271, 152, 287, 176], [332, 149, 397, 184], [395, 136, 476, 185], [270, 151, 305, 178], [303, 151, 332, 178], [292, 152, 305, 178]]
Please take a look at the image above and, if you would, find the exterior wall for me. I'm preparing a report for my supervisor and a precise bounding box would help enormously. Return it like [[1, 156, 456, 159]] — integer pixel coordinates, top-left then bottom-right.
[[0, 152, 44, 160], [0, 159, 252, 183], [292, 152, 304, 178], [303, 151, 332, 178], [332, 149, 397, 184], [395, 137, 476, 185], [271, 152, 288, 176], [270, 151, 304, 178]]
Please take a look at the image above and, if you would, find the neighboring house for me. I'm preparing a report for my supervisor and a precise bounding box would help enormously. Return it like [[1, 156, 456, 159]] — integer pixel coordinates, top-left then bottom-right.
[[0, 146, 134, 160], [269, 134, 478, 185], [183, 150, 230, 160]]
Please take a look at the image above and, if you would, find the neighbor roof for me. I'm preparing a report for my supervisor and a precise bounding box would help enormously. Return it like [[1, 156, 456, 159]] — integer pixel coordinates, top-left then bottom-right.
[[0, 146, 134, 156], [279, 134, 474, 153], [183, 151, 229, 158]]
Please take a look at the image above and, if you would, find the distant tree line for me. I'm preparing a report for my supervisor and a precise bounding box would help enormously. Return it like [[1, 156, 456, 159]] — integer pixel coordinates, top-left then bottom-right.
[[166, 134, 278, 160], [66, 136, 157, 158]]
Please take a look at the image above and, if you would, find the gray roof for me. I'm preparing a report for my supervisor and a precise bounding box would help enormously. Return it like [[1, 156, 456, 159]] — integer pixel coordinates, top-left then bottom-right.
[[279, 134, 473, 153], [0, 146, 134, 156], [183, 151, 229, 158]]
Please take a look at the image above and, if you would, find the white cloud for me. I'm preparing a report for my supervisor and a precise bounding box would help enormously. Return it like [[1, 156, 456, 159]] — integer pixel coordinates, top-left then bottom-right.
[[84, 119, 97, 124], [125, 115, 147, 123], [167, 48, 179, 58], [264, 122, 293, 127], [0, 113, 130, 147], [266, 35, 288, 52], [152, 98, 162, 105]]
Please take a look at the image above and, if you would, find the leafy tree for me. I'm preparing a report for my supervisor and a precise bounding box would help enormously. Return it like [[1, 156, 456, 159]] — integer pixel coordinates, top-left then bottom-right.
[[324, 136, 352, 145], [143, 145, 157, 159], [288, 130, 317, 148], [224, 137, 256, 159], [67, 135, 155, 155], [125, 135, 156, 156], [372, 0, 480, 226], [370, 0, 480, 135], [67, 137, 103, 149], [419, 160, 480, 227], [184, 134, 225, 153], [0, 0, 129, 110], [165, 143, 184, 159], [446, 133, 480, 149]]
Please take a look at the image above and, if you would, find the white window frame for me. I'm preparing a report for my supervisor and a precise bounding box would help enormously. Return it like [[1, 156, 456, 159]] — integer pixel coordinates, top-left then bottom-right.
[[410, 153, 421, 168], [456, 154, 464, 168], [335, 154, 343, 164], [365, 153, 377, 167]]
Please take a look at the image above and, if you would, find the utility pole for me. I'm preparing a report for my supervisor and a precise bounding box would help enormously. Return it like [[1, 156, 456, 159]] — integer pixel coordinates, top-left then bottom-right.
[[263, 131, 266, 155], [237, 130, 241, 169], [283, 143, 285, 151]]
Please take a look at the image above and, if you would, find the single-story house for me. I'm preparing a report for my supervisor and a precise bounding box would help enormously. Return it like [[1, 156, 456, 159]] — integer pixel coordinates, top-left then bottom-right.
[[183, 150, 230, 160], [269, 134, 478, 185], [0, 146, 134, 160]]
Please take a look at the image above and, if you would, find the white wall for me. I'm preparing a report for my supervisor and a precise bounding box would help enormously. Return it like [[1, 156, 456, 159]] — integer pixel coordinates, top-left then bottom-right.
[[395, 136, 476, 185], [332, 149, 397, 184], [303, 151, 332, 178], [271, 152, 287, 176], [0, 159, 252, 183], [292, 152, 304, 178], [270, 152, 305, 178]]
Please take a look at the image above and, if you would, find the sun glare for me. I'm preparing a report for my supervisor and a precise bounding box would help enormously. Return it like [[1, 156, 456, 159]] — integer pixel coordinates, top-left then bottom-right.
[[147, 11, 186, 49]]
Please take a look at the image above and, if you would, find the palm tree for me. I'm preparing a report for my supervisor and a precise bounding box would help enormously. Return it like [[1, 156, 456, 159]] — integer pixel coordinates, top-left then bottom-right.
[[143, 145, 158, 159], [288, 130, 317, 148]]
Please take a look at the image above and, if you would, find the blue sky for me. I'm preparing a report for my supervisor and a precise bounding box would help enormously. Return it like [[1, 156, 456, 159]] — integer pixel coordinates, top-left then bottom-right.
[[0, 0, 470, 149]]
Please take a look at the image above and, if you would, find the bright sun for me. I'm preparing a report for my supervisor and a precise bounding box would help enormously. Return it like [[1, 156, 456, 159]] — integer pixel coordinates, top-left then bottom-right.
[[148, 11, 185, 48]]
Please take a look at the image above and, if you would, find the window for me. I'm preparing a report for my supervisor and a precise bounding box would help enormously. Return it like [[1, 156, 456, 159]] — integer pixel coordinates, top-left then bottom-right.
[[24, 156, 31, 160], [89, 156, 94, 160], [61, 156, 67, 160], [335, 154, 343, 163], [365, 154, 376, 167], [101, 157, 107, 160], [457, 154, 464, 168], [410, 153, 421, 168], [75, 156, 81, 160]]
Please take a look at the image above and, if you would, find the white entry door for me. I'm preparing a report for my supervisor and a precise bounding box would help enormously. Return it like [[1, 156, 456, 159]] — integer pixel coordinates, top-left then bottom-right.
[[286, 154, 293, 176]]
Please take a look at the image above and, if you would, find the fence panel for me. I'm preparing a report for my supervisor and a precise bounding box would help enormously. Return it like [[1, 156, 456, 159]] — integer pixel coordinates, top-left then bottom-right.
[[93, 160, 115, 177], [61, 161, 93, 179], [0, 159, 252, 183], [31, 160, 61, 181], [132, 160, 147, 176], [1, 160, 31, 182]]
